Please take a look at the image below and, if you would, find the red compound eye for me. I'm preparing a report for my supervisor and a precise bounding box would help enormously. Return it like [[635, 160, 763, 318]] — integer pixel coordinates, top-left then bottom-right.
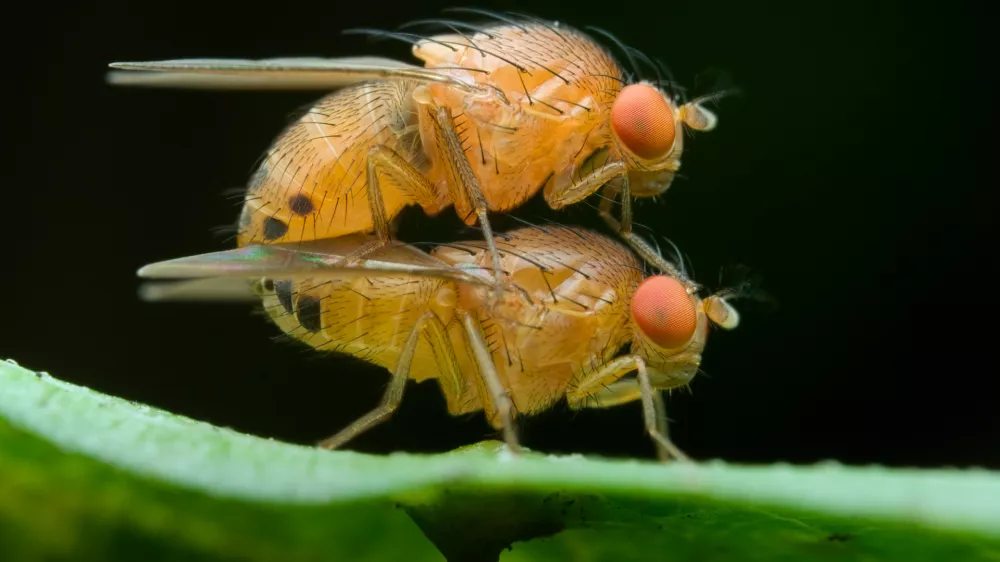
[[631, 275, 697, 349], [611, 84, 676, 161]]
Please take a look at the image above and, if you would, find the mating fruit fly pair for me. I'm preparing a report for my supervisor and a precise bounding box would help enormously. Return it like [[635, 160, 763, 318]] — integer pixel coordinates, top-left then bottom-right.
[[119, 10, 740, 460]]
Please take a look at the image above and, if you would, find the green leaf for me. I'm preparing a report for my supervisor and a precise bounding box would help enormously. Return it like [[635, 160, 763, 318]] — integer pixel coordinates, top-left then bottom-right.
[[2, 358, 999, 562]]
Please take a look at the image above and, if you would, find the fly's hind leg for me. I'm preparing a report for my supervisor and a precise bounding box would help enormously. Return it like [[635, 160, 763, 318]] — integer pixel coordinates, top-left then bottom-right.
[[566, 356, 690, 462], [428, 107, 504, 305], [318, 311, 434, 450], [339, 145, 441, 265]]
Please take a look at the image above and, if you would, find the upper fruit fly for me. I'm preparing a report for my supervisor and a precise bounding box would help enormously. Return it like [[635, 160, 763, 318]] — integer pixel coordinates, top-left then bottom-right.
[[109, 9, 725, 300], [138, 225, 741, 460]]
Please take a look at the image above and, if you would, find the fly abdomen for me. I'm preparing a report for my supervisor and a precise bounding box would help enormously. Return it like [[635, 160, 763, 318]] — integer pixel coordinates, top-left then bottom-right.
[[257, 273, 444, 375], [237, 80, 428, 248], [258, 277, 331, 350]]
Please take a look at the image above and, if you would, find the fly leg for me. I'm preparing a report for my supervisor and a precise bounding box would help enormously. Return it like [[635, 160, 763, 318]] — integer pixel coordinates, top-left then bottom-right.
[[597, 183, 697, 290], [428, 106, 505, 306], [337, 145, 442, 265], [543, 162, 695, 289], [570, 379, 679, 462], [570, 378, 641, 409], [421, 310, 465, 404], [566, 355, 690, 462], [639, 366, 690, 462], [458, 310, 520, 454], [318, 311, 434, 450], [651, 390, 674, 462], [544, 160, 628, 209]]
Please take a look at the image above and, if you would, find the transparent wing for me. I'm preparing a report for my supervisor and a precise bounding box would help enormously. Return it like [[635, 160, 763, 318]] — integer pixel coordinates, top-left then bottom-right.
[[139, 277, 260, 302], [137, 235, 492, 286], [107, 56, 476, 90]]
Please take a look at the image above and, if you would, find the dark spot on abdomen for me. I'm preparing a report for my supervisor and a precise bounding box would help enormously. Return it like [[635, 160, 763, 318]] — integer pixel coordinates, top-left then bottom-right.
[[289, 194, 315, 215], [296, 294, 323, 333], [275, 280, 294, 315], [262, 217, 289, 241]]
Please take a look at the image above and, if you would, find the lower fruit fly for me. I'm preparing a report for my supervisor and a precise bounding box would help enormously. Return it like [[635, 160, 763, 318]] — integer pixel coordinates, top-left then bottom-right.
[[139, 225, 740, 460], [111, 10, 726, 303]]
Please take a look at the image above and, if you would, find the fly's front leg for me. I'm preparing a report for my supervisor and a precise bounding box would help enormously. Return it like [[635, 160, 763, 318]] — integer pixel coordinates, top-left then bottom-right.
[[318, 311, 433, 450], [544, 161, 695, 289], [429, 107, 504, 306], [573, 379, 642, 408], [652, 390, 678, 462], [565, 355, 642, 406], [598, 183, 697, 290], [571, 379, 680, 462], [340, 145, 441, 266], [458, 310, 520, 454], [566, 355, 690, 462], [544, 160, 627, 210], [638, 364, 690, 462]]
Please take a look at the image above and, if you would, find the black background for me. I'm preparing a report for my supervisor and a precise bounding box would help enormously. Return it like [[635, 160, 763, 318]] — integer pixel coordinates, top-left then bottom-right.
[[5, 0, 993, 467]]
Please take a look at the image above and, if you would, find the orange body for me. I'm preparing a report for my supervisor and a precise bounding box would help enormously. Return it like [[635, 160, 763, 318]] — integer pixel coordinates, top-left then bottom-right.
[[258, 226, 710, 426], [235, 20, 703, 247], [237, 79, 440, 246], [411, 28, 624, 222]]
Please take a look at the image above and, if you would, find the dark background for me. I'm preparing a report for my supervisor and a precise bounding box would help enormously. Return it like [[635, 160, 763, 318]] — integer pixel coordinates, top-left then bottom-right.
[[5, 0, 993, 467]]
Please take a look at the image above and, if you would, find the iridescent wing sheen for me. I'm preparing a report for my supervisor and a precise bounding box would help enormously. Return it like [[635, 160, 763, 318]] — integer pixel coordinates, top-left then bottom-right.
[[107, 57, 477, 90], [137, 235, 491, 286]]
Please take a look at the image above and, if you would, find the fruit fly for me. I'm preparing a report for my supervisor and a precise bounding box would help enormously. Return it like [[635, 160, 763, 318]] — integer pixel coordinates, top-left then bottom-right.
[[138, 225, 740, 460], [110, 9, 724, 299]]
